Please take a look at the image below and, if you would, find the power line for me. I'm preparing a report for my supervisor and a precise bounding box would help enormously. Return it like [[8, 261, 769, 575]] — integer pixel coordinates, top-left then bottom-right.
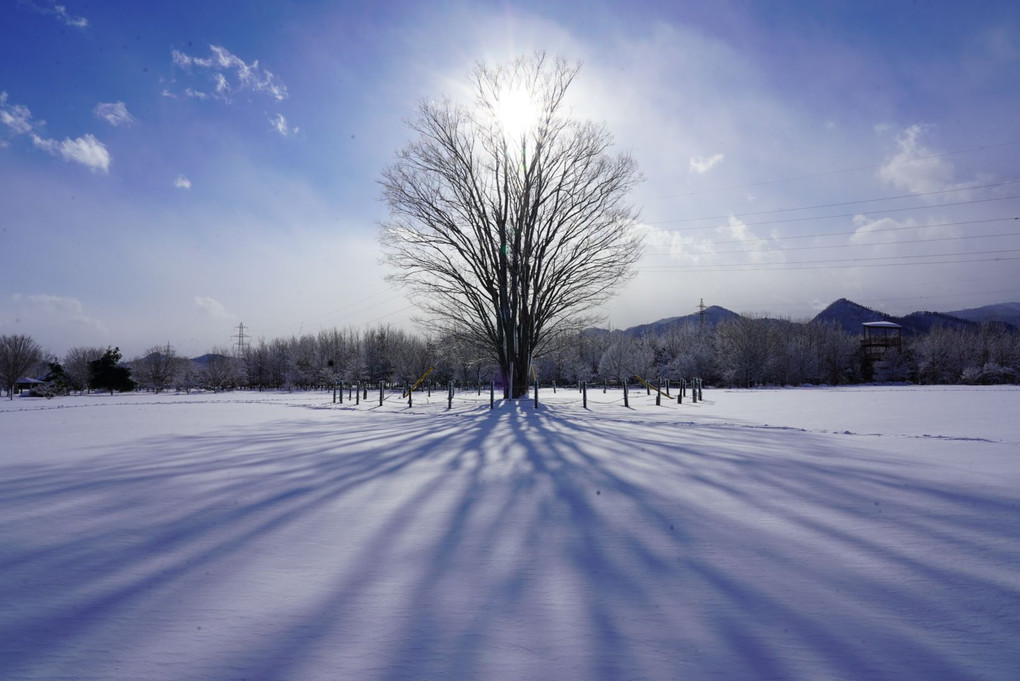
[[649, 194, 1020, 231], [642, 254, 1020, 273], [643, 138, 1020, 200], [643, 216, 1017, 251], [647, 179, 1020, 225], [646, 227, 1020, 258]]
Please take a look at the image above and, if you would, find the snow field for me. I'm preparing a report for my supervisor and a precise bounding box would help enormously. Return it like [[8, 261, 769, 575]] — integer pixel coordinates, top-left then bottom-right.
[[1, 386, 1018, 680]]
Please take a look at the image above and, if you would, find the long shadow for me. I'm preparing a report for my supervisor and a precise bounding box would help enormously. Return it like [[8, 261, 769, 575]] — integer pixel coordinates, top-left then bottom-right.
[[1, 401, 1017, 680]]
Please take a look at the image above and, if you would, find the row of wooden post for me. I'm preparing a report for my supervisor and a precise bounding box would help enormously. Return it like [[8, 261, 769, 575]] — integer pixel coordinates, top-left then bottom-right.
[[578, 378, 703, 408], [333, 377, 703, 410]]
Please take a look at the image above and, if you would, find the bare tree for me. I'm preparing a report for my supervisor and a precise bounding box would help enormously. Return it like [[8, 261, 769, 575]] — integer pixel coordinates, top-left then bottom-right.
[[380, 53, 643, 397], [0, 334, 43, 399], [64, 345, 105, 393], [132, 343, 179, 393]]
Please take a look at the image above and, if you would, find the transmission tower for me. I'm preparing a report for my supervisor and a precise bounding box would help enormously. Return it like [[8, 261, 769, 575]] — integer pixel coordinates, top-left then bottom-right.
[[697, 298, 706, 326], [234, 322, 249, 356]]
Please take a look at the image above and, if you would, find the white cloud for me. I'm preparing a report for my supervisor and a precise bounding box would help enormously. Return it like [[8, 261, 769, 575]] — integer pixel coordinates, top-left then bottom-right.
[[170, 45, 288, 103], [20, 1, 88, 29], [174, 174, 191, 189], [0, 92, 35, 135], [3, 92, 109, 172], [32, 132, 110, 172], [94, 101, 136, 127], [12, 294, 107, 333], [269, 113, 298, 136], [877, 125, 956, 194], [689, 153, 725, 175], [194, 296, 233, 320]]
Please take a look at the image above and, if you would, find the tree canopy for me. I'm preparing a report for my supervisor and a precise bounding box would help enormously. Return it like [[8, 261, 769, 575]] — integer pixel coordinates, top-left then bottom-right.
[[380, 53, 643, 397]]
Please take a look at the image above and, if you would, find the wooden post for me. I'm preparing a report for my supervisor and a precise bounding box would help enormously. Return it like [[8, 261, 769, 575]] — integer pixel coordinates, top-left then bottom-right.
[[534, 379, 539, 409], [333, 383, 337, 404], [379, 381, 384, 406], [692, 379, 698, 403], [583, 381, 588, 409], [624, 379, 629, 408], [448, 381, 453, 410], [490, 380, 494, 409], [656, 377, 661, 406], [355, 383, 360, 405], [698, 378, 704, 401], [407, 382, 412, 408], [339, 380, 344, 404]]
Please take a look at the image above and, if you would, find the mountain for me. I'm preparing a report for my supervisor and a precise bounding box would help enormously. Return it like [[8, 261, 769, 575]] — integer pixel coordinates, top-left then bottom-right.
[[596, 298, 1015, 339], [945, 302, 1020, 329], [811, 298, 897, 334], [812, 298, 980, 335], [897, 311, 980, 334], [621, 305, 740, 337]]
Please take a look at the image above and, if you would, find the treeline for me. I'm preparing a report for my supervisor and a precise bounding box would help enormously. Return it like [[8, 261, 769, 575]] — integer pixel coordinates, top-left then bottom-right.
[[4, 318, 1018, 398]]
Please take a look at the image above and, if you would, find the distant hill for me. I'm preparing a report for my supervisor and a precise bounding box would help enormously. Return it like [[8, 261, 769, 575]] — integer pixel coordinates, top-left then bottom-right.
[[812, 298, 979, 335], [621, 305, 740, 337], [594, 298, 1015, 338], [946, 302, 1020, 329], [812, 298, 896, 334], [191, 353, 232, 366]]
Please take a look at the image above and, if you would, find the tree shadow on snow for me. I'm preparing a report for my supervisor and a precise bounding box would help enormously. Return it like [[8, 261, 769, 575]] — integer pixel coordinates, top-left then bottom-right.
[[0, 400, 1017, 680]]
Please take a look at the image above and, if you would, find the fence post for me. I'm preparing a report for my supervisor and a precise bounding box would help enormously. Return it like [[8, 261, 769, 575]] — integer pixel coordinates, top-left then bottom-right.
[[624, 379, 629, 408], [379, 381, 384, 407], [448, 381, 454, 410], [692, 379, 698, 403], [407, 382, 412, 408], [355, 382, 360, 405], [656, 377, 661, 406], [333, 383, 337, 404], [490, 381, 494, 409], [677, 382, 682, 404], [339, 380, 344, 404], [698, 378, 704, 401], [534, 379, 539, 409], [583, 381, 588, 409]]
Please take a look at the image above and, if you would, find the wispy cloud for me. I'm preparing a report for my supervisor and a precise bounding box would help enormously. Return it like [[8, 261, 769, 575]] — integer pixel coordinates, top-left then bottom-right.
[[2, 92, 110, 172], [94, 101, 136, 127], [31, 133, 110, 172], [689, 153, 725, 175], [18, 1, 88, 29], [877, 125, 957, 194], [269, 113, 298, 137], [173, 174, 191, 189], [194, 296, 233, 320], [12, 294, 107, 333], [170, 45, 288, 103], [0, 91, 34, 135]]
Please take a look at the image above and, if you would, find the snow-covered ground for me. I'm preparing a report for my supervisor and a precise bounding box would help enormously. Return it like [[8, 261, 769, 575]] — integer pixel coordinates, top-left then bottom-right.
[[1, 385, 1018, 680]]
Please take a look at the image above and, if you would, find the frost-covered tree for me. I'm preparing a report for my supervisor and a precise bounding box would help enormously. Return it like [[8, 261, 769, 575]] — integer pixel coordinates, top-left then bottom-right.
[[0, 334, 42, 399], [64, 345, 105, 393], [380, 53, 643, 397]]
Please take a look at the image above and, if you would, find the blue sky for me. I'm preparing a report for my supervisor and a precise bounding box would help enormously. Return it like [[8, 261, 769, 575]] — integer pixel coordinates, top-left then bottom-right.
[[2, 0, 1018, 359]]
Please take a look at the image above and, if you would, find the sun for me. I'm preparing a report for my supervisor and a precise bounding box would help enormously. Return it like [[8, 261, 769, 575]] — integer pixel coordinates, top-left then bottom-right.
[[493, 86, 539, 143]]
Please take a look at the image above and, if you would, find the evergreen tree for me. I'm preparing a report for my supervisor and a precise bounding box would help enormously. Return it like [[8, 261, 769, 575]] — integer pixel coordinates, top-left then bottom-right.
[[89, 347, 137, 394]]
